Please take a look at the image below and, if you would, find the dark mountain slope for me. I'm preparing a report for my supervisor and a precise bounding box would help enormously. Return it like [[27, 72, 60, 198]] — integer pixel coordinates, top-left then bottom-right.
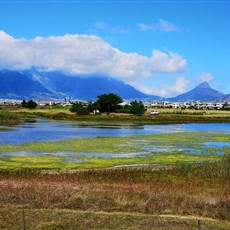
[[219, 93, 230, 102], [170, 82, 225, 102], [39, 72, 159, 101], [0, 70, 228, 102], [0, 70, 59, 100]]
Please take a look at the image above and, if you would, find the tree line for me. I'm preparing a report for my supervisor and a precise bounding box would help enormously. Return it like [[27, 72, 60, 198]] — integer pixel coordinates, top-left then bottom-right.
[[70, 93, 146, 116], [20, 94, 146, 115]]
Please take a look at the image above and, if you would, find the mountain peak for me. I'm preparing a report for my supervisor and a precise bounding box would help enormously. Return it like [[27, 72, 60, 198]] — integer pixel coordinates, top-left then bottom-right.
[[195, 81, 210, 89], [170, 81, 224, 102]]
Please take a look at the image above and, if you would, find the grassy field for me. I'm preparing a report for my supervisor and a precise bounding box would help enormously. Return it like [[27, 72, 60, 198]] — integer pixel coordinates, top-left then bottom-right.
[[0, 157, 230, 229], [146, 107, 230, 116], [0, 109, 21, 125], [11, 107, 230, 124], [1, 209, 230, 229]]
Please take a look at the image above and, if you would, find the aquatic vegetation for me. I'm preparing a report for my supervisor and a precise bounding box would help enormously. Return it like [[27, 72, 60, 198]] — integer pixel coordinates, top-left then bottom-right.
[[0, 132, 229, 169]]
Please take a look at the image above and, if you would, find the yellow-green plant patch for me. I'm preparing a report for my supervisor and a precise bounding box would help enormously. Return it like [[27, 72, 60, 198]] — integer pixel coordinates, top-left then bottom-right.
[[0, 132, 229, 169], [10, 156, 62, 163]]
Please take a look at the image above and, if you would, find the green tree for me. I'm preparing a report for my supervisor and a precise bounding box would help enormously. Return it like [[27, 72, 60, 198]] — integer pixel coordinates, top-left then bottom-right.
[[21, 100, 37, 109], [26, 100, 38, 109], [70, 102, 82, 113], [87, 101, 99, 113], [129, 100, 146, 116], [96, 93, 123, 113], [70, 102, 89, 115], [21, 100, 27, 108]]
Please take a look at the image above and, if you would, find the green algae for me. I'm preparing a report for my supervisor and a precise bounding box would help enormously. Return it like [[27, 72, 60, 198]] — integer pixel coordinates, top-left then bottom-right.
[[0, 132, 229, 169]]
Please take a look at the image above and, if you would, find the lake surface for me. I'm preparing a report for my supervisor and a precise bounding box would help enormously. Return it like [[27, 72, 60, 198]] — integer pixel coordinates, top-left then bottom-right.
[[0, 118, 229, 145]]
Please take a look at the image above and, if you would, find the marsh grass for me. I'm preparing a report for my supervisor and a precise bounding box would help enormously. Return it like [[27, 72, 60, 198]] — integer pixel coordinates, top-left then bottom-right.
[[0, 110, 20, 124], [1, 208, 230, 230], [0, 156, 230, 228], [156, 110, 207, 116], [14, 107, 230, 124]]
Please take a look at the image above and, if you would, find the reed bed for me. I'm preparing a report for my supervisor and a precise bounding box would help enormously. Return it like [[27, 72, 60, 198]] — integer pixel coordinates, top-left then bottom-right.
[[0, 110, 20, 124], [0, 156, 229, 229]]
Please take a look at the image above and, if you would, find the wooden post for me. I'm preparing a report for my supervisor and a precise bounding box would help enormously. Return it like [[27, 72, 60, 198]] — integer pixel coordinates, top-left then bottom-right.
[[197, 219, 202, 230], [22, 209, 27, 230]]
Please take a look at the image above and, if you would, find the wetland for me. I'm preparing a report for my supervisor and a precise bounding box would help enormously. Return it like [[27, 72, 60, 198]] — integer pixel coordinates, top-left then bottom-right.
[[0, 109, 230, 229], [0, 118, 229, 169]]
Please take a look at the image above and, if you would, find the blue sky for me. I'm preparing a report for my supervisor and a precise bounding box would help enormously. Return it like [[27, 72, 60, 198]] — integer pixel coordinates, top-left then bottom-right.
[[0, 0, 230, 97]]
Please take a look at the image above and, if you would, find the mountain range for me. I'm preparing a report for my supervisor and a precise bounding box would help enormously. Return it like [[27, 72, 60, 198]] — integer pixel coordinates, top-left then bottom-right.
[[0, 69, 229, 102]]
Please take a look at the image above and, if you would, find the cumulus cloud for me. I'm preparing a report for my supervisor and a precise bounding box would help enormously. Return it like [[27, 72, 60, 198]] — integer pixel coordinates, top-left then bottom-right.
[[131, 77, 189, 97], [138, 19, 179, 32], [168, 76, 189, 95], [0, 31, 187, 80], [199, 72, 214, 82]]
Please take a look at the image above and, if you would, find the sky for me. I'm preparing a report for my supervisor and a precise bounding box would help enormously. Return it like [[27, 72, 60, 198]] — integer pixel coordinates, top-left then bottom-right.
[[0, 0, 230, 97]]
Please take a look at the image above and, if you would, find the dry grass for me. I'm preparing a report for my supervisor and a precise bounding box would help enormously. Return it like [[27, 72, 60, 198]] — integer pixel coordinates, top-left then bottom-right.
[[0, 176, 229, 219], [0, 159, 230, 228], [11, 107, 230, 124], [1, 208, 229, 230], [147, 108, 230, 116]]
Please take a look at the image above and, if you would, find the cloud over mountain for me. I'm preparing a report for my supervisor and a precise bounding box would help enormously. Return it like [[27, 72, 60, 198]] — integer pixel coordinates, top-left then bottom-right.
[[199, 72, 214, 83], [131, 76, 189, 97], [0, 30, 187, 83]]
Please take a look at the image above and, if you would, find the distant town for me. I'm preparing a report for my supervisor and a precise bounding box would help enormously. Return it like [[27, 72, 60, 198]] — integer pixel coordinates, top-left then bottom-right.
[[1, 98, 230, 110]]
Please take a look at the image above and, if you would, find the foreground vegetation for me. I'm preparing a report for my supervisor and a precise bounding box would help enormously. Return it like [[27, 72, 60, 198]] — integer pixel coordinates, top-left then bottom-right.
[[0, 156, 230, 229]]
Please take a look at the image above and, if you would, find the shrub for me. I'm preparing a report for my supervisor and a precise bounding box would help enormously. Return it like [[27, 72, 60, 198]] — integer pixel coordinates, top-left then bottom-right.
[[70, 102, 89, 115], [21, 100, 37, 109]]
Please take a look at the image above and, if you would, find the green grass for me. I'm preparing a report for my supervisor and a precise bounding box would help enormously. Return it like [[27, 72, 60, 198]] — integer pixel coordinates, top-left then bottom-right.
[[0, 110, 21, 124]]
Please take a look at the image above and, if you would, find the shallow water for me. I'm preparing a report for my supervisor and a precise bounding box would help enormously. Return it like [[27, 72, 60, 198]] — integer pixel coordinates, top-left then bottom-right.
[[1, 151, 148, 159], [0, 118, 229, 145], [203, 142, 230, 148]]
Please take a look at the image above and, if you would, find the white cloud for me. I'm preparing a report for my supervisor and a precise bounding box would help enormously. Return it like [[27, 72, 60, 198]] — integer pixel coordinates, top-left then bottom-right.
[[0, 31, 187, 81], [158, 19, 179, 32], [150, 50, 187, 73], [199, 72, 214, 82], [138, 23, 156, 31], [168, 76, 189, 95], [93, 22, 130, 34], [94, 22, 107, 30], [138, 19, 179, 32], [131, 77, 189, 97]]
